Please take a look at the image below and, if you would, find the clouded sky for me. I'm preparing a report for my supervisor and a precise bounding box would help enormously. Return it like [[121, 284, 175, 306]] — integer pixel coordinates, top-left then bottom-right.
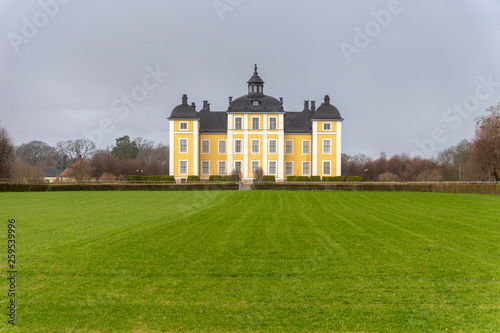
[[1, 0, 500, 158]]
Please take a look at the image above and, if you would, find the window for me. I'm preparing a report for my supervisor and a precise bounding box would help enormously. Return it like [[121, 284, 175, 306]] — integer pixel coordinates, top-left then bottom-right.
[[323, 123, 331, 131], [285, 162, 293, 176], [252, 117, 260, 130], [303, 162, 310, 175], [302, 141, 310, 154], [179, 161, 188, 175], [269, 140, 277, 154], [285, 140, 293, 154], [252, 100, 259, 107], [234, 117, 242, 130], [268, 161, 277, 175], [218, 161, 226, 175], [202, 140, 210, 154], [180, 122, 188, 130], [323, 161, 331, 175], [179, 139, 188, 153], [234, 140, 242, 153], [323, 139, 331, 154], [251, 140, 259, 154], [218, 140, 226, 154], [202, 161, 209, 175], [234, 161, 242, 173], [252, 161, 260, 175], [269, 117, 277, 130]]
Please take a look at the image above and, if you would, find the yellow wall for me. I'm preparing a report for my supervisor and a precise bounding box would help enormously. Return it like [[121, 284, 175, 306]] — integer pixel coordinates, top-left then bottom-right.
[[284, 134, 312, 176], [199, 134, 228, 179]]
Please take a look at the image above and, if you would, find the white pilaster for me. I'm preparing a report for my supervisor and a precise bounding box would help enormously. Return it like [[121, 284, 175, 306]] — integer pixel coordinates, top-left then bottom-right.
[[337, 121, 342, 176], [227, 114, 233, 175], [193, 120, 199, 176], [243, 115, 249, 178], [312, 121, 318, 176], [169, 121, 175, 176], [278, 114, 284, 180]]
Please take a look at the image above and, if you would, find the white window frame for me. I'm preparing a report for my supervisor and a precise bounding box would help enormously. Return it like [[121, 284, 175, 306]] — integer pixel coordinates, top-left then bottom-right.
[[218, 161, 226, 175], [234, 161, 242, 173], [323, 161, 331, 176], [234, 117, 243, 130], [268, 161, 277, 175], [302, 140, 310, 154], [218, 140, 226, 154], [302, 161, 310, 176], [323, 139, 331, 154], [251, 139, 260, 154], [251, 161, 260, 175], [323, 122, 331, 131], [269, 117, 277, 130], [179, 138, 188, 153], [251, 117, 260, 130], [285, 161, 293, 176], [269, 139, 277, 154], [201, 161, 210, 175], [179, 160, 188, 175], [201, 140, 210, 154], [252, 100, 259, 107], [285, 140, 293, 154], [179, 122, 188, 130], [234, 139, 242, 154]]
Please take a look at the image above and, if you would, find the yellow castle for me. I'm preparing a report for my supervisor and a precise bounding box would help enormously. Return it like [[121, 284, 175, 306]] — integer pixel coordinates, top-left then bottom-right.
[[168, 65, 343, 182]]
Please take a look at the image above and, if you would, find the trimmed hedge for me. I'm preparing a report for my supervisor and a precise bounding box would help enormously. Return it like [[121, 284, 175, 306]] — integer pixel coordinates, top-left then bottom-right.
[[187, 175, 200, 182], [310, 176, 321, 182], [348, 176, 363, 182], [0, 183, 238, 192], [323, 176, 346, 182], [147, 175, 161, 182], [160, 176, 175, 182], [295, 176, 310, 181], [209, 175, 223, 182], [127, 175, 144, 182], [286, 176, 297, 182], [262, 176, 276, 182]]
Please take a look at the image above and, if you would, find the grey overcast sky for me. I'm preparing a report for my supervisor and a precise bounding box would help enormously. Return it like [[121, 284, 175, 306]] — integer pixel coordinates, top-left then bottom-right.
[[1, 0, 500, 158]]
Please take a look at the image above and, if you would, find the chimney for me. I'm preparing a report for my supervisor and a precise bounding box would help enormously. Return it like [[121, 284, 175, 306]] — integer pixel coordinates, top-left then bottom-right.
[[203, 100, 210, 110], [324, 95, 330, 106], [182, 94, 188, 106], [191, 102, 196, 108], [304, 100, 310, 110], [62, 155, 67, 169], [311, 101, 316, 113], [279, 97, 284, 109]]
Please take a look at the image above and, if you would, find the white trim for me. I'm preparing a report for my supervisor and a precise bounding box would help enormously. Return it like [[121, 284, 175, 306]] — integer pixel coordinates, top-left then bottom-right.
[[285, 161, 293, 176], [179, 138, 188, 153], [218, 161, 226, 175], [302, 140, 310, 155], [322, 139, 332, 154], [312, 121, 318, 176], [201, 161, 210, 175], [337, 121, 342, 176], [193, 120, 199, 175], [169, 121, 174, 175], [251, 139, 260, 154], [179, 160, 188, 175], [234, 116, 243, 130], [201, 139, 210, 154], [234, 161, 242, 174], [278, 114, 284, 179], [268, 139, 277, 154], [302, 161, 310, 176], [251, 160, 260, 175], [179, 122, 188, 130], [285, 140, 293, 154], [234, 139, 243, 154], [251, 116, 260, 130], [268, 160, 277, 175], [269, 116, 277, 130], [322, 160, 332, 176], [244, 115, 249, 178], [218, 139, 226, 154], [323, 122, 332, 131]]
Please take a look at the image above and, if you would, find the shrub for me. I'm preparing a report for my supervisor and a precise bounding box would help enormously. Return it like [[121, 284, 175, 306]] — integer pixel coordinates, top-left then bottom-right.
[[147, 175, 161, 182], [286, 176, 297, 182], [347, 176, 363, 182], [253, 167, 264, 181], [127, 175, 143, 182], [262, 175, 276, 182], [323, 176, 346, 182], [209, 175, 223, 182], [296, 176, 310, 181], [160, 175, 176, 182], [99, 173, 117, 182], [187, 175, 200, 182], [309, 176, 321, 182]]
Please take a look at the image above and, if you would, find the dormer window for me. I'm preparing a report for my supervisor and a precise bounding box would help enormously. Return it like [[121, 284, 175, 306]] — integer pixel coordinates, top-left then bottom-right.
[[252, 100, 260, 107]]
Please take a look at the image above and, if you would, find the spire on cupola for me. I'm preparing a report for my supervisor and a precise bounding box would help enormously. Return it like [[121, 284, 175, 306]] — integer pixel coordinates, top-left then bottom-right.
[[247, 64, 265, 97]]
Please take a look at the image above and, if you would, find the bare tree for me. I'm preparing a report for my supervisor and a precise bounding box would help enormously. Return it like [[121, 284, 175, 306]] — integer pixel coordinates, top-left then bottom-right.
[[10, 158, 44, 183], [471, 104, 500, 181], [0, 123, 15, 178], [56, 139, 96, 160], [66, 159, 93, 181], [253, 167, 264, 181], [15, 140, 58, 166]]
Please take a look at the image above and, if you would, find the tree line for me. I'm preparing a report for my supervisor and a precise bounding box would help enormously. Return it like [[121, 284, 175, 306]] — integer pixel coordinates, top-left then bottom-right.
[[0, 103, 498, 182]]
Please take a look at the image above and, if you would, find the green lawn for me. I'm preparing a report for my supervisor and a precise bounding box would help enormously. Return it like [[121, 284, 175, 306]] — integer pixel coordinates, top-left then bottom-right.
[[1, 191, 499, 332]]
